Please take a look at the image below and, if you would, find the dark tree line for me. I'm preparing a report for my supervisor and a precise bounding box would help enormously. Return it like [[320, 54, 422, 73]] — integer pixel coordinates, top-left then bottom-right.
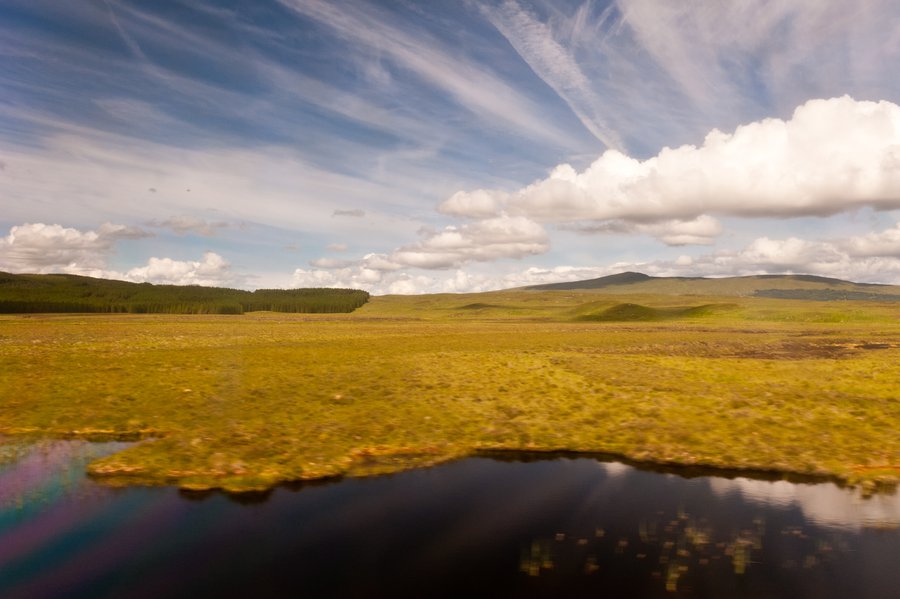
[[0, 272, 369, 314], [753, 289, 900, 302]]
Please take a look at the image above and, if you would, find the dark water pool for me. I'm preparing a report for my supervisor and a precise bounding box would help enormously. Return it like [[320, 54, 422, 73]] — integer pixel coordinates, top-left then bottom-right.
[[1, 440, 898, 598]]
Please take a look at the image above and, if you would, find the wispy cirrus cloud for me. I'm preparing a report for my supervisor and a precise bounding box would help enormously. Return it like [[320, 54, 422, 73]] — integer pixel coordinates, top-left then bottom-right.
[[2, 0, 549, 192], [332, 209, 365, 218], [276, 0, 584, 150], [145, 216, 233, 236], [0, 110, 427, 240], [617, 0, 900, 120], [481, 0, 900, 154], [481, 0, 623, 150]]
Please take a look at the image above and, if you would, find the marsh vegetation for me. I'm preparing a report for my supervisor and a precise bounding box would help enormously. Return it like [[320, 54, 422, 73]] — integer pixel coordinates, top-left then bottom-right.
[[1, 285, 897, 494]]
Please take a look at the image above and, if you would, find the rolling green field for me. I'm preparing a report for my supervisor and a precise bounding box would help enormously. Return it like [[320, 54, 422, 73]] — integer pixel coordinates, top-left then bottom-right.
[[1, 288, 898, 494]]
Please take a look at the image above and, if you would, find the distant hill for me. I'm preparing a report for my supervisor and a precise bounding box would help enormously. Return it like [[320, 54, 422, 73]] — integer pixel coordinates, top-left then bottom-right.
[[525, 271, 654, 290], [522, 272, 900, 300], [0, 272, 369, 314]]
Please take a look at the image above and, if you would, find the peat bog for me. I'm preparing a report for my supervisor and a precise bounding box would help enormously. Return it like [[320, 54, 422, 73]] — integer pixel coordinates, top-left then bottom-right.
[[1, 286, 898, 493]]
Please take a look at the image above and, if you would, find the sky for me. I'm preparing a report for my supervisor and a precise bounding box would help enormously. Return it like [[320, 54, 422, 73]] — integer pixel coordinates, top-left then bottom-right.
[[3, 0, 900, 293]]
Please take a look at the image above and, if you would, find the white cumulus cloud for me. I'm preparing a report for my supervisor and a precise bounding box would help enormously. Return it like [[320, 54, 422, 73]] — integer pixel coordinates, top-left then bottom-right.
[[293, 215, 549, 293], [841, 221, 900, 257], [123, 252, 234, 286], [0, 222, 237, 287], [307, 215, 549, 274], [0, 222, 150, 273], [573, 229, 900, 285], [291, 220, 900, 294], [440, 97, 900, 245], [563, 215, 722, 246], [390, 215, 549, 269]]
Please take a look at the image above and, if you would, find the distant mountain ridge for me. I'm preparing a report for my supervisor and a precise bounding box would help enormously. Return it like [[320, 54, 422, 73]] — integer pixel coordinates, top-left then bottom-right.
[[524, 271, 653, 290], [522, 272, 900, 300], [525, 271, 654, 290]]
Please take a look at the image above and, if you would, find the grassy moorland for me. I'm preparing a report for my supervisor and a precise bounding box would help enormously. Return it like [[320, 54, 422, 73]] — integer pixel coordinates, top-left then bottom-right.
[[0, 286, 898, 494]]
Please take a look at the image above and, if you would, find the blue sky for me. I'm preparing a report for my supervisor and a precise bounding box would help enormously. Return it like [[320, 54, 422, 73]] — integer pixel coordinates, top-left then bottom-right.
[[3, 0, 900, 292]]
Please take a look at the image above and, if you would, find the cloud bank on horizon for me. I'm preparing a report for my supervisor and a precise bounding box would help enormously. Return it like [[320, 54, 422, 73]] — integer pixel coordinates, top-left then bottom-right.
[[3, 1, 900, 293], [0, 223, 235, 286]]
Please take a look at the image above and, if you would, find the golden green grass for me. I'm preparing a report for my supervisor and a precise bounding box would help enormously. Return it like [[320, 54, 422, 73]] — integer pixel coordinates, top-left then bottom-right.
[[1, 291, 898, 493]]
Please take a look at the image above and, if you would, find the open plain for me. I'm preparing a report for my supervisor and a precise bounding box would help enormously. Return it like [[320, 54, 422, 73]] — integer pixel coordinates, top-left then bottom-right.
[[2, 287, 898, 494]]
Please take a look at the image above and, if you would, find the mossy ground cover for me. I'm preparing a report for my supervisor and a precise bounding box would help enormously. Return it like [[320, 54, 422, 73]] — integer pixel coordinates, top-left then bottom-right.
[[1, 292, 898, 493]]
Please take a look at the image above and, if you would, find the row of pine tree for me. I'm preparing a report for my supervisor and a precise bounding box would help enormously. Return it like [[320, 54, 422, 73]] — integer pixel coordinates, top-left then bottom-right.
[[0, 272, 369, 314]]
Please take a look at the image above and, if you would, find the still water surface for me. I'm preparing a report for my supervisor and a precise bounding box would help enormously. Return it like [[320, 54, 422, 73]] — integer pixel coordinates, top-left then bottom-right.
[[1, 440, 898, 598]]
